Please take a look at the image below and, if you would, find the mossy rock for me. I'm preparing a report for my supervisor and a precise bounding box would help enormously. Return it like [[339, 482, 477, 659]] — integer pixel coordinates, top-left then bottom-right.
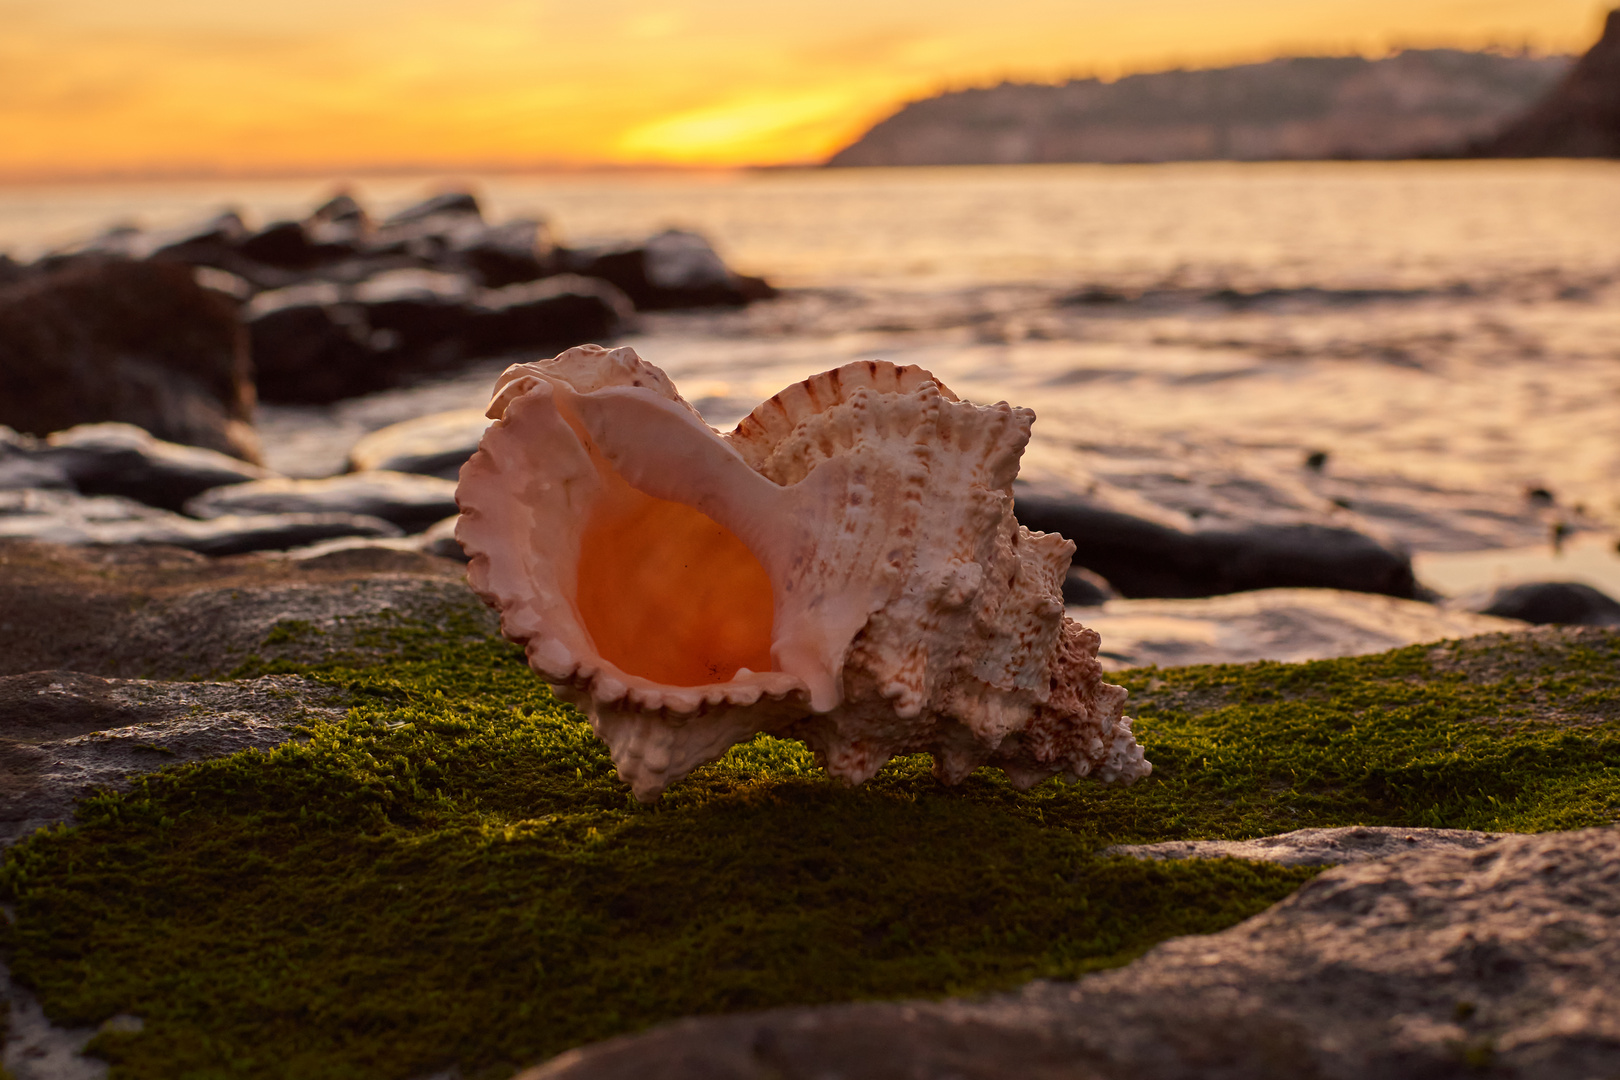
[[2, 612, 1617, 1080]]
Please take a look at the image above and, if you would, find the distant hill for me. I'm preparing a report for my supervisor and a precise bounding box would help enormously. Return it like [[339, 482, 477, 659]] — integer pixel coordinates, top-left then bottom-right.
[[1482, 11, 1620, 156], [827, 50, 1571, 167]]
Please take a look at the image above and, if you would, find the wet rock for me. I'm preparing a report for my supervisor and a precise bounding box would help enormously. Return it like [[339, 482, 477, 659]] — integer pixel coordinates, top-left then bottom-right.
[[418, 514, 467, 561], [347, 408, 491, 479], [184, 471, 458, 533], [235, 219, 356, 271], [37, 422, 273, 511], [0, 488, 402, 555], [1477, 581, 1620, 626], [247, 271, 628, 405], [562, 229, 776, 310], [521, 827, 1620, 1080], [0, 671, 346, 848], [0, 256, 260, 461], [1061, 566, 1116, 606], [1076, 587, 1520, 670], [1016, 485, 1417, 598], [1108, 825, 1505, 867], [0, 539, 490, 679], [0, 427, 73, 491]]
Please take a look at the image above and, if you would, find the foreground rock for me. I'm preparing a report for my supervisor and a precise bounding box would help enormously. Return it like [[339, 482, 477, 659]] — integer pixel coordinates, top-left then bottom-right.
[[1078, 587, 1521, 669], [1108, 825, 1505, 867], [0, 671, 346, 848], [0, 257, 260, 461], [0, 539, 493, 678], [525, 826, 1620, 1080], [1016, 485, 1417, 599]]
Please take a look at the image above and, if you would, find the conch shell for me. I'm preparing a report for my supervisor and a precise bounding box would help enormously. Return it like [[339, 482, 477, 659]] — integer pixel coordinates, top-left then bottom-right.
[[455, 344, 1150, 800]]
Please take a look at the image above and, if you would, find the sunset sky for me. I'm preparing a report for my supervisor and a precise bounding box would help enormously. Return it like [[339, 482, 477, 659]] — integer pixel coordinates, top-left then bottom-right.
[[1, 0, 1609, 178]]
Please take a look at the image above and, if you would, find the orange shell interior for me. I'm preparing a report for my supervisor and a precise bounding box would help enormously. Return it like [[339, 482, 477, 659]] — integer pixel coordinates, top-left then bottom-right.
[[575, 453, 775, 688]]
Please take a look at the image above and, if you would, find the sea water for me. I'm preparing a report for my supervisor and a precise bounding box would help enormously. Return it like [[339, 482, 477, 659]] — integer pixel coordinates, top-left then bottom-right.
[[4, 162, 1619, 575]]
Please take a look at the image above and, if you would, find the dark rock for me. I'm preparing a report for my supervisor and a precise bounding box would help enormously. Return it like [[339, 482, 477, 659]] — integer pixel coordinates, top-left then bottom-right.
[[184, 472, 458, 533], [346, 408, 490, 479], [561, 229, 776, 309], [457, 218, 558, 287], [521, 827, 1620, 1080], [308, 192, 367, 227], [1061, 566, 1116, 606], [0, 256, 260, 461], [0, 253, 30, 287], [0, 428, 73, 491], [0, 539, 491, 679], [384, 192, 483, 225], [1481, 11, 1620, 157], [0, 671, 346, 847], [418, 515, 467, 561], [1016, 488, 1417, 599], [0, 488, 402, 555], [235, 220, 355, 271], [36, 422, 272, 511], [473, 274, 634, 354], [247, 271, 627, 405], [1478, 581, 1620, 626]]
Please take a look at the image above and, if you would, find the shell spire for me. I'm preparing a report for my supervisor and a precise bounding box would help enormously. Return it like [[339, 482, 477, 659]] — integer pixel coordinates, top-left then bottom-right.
[[456, 344, 1150, 800]]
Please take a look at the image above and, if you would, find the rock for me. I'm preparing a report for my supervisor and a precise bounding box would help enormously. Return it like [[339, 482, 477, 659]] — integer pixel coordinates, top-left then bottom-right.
[[246, 271, 629, 405], [520, 827, 1620, 1080], [0, 488, 402, 556], [1477, 581, 1620, 626], [0, 427, 74, 491], [1061, 566, 1116, 606], [184, 471, 458, 533], [0, 671, 346, 848], [418, 514, 467, 561], [385, 191, 483, 225], [472, 274, 633, 354], [1016, 486, 1417, 599], [561, 229, 776, 309], [37, 422, 273, 511], [234, 219, 356, 271], [0, 256, 260, 461], [1076, 588, 1522, 670], [1481, 11, 1620, 157], [1107, 825, 1505, 867], [347, 408, 491, 479], [0, 539, 491, 679]]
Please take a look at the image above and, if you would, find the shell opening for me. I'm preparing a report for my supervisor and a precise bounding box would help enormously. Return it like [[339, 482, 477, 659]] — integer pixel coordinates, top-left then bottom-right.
[[576, 462, 776, 689]]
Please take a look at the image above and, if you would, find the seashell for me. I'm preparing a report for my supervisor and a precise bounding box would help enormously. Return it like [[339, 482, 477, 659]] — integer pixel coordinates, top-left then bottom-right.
[[455, 344, 1151, 800]]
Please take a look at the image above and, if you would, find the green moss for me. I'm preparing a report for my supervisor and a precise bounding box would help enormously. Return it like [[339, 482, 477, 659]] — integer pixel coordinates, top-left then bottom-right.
[[3, 624, 1618, 1080]]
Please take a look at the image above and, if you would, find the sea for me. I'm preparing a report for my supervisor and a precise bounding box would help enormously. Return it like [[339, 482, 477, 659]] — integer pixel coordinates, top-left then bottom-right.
[[4, 161, 1620, 606]]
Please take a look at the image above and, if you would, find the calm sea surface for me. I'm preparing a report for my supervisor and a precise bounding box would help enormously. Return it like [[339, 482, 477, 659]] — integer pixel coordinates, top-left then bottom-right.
[[4, 162, 1619, 577]]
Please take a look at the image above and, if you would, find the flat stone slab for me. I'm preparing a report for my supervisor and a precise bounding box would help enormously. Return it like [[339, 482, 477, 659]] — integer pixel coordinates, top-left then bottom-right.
[[523, 827, 1620, 1080], [1107, 825, 1506, 866], [0, 670, 347, 848]]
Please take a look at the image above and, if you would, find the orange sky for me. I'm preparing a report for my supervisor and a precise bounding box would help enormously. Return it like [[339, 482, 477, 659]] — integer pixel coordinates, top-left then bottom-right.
[[0, 0, 1608, 177]]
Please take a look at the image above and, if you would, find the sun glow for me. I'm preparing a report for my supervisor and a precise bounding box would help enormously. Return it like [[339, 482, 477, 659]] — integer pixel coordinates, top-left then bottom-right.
[[0, 0, 1604, 178]]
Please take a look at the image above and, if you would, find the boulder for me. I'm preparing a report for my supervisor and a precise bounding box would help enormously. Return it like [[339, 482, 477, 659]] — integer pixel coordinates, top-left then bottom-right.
[[36, 422, 272, 511], [0, 428, 74, 491], [522, 827, 1620, 1080], [1076, 588, 1521, 669], [1015, 486, 1417, 599], [1476, 581, 1620, 626], [561, 229, 776, 309], [0, 488, 401, 556], [184, 471, 458, 533], [246, 271, 630, 404], [346, 408, 491, 479], [0, 256, 260, 461]]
